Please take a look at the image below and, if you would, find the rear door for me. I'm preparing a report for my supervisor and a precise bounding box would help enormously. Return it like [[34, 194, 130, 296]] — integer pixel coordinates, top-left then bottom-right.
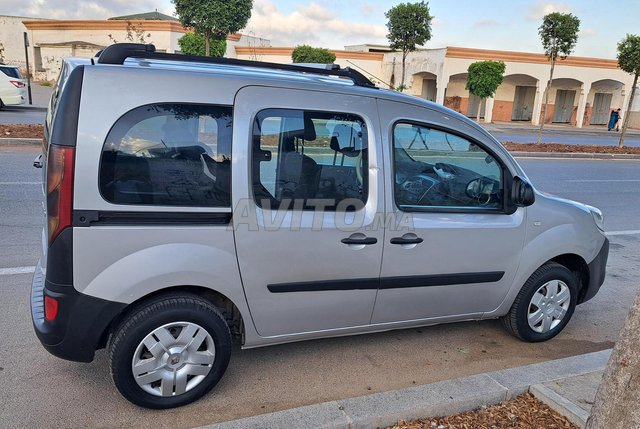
[[232, 86, 384, 337]]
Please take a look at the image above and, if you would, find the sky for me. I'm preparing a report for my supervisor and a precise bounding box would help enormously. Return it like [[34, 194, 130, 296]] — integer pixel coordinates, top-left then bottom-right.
[[2, 0, 639, 58]]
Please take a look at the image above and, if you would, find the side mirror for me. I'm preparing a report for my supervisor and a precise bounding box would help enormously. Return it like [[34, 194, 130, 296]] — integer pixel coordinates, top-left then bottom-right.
[[513, 176, 535, 207]]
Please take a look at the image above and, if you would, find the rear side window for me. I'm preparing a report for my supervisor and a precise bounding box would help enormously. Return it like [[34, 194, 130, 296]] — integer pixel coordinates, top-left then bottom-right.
[[252, 109, 368, 211], [100, 103, 232, 207], [0, 66, 21, 79]]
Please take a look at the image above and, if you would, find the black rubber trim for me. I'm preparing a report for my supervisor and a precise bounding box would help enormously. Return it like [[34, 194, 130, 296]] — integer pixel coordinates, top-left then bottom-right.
[[380, 271, 504, 289], [390, 236, 424, 245], [46, 227, 73, 287], [267, 271, 505, 293], [49, 66, 83, 148], [31, 271, 126, 363], [73, 210, 232, 226], [341, 237, 377, 245], [268, 278, 379, 293], [580, 238, 609, 304]]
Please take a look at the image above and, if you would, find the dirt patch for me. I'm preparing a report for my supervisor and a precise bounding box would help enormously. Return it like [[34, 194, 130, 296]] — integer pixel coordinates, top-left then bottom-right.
[[503, 142, 640, 154], [0, 124, 44, 139], [387, 392, 578, 429]]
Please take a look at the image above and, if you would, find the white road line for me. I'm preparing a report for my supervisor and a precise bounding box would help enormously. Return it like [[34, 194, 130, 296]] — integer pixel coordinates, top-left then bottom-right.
[[606, 230, 640, 236], [0, 182, 42, 185], [566, 179, 640, 183], [0, 266, 36, 276]]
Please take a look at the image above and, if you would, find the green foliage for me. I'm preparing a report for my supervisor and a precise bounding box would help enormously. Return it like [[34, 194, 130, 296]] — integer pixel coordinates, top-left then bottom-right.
[[385, 2, 433, 55], [173, 0, 252, 55], [617, 34, 640, 76], [178, 32, 226, 57], [539, 12, 580, 61], [465, 61, 506, 99], [291, 45, 336, 64]]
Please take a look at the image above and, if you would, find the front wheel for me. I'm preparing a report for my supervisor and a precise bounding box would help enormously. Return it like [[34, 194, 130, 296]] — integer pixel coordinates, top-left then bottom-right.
[[501, 262, 577, 342], [109, 294, 232, 409]]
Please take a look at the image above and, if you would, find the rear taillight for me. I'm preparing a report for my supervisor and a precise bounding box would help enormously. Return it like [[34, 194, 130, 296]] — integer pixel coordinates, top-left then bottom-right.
[[9, 80, 25, 88], [47, 145, 75, 246], [44, 295, 59, 321]]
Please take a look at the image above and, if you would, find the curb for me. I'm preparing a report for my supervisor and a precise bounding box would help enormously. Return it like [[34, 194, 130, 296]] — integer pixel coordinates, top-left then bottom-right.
[[530, 384, 589, 428], [198, 349, 611, 429], [0, 138, 42, 145]]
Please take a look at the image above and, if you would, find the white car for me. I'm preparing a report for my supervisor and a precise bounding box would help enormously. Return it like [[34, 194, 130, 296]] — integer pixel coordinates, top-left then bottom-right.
[[0, 64, 27, 108]]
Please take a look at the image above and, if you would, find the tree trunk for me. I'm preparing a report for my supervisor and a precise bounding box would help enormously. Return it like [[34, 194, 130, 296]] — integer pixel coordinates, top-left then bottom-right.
[[619, 72, 638, 148], [400, 51, 408, 90], [585, 290, 640, 428], [537, 57, 556, 144], [204, 35, 210, 57], [477, 98, 483, 123]]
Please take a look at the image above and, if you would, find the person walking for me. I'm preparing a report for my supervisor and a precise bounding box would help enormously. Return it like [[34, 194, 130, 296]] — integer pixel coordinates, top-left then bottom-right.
[[608, 108, 622, 131]]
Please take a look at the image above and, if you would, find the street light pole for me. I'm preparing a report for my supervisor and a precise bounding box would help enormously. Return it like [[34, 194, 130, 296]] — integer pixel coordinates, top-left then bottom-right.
[[23, 32, 32, 105]]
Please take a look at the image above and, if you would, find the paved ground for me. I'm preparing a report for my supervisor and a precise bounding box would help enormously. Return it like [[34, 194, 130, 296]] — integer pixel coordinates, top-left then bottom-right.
[[0, 83, 50, 125], [0, 145, 639, 428]]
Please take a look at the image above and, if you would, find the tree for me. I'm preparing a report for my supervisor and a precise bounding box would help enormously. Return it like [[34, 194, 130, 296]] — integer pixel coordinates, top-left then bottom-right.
[[291, 45, 336, 64], [465, 60, 506, 122], [178, 32, 226, 57], [172, 0, 252, 56], [385, 1, 433, 90], [537, 12, 580, 143], [616, 34, 640, 148], [585, 290, 640, 428]]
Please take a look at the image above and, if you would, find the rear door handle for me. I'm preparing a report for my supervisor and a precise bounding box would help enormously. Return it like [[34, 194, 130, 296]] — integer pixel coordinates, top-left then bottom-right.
[[390, 236, 424, 245], [341, 236, 377, 245]]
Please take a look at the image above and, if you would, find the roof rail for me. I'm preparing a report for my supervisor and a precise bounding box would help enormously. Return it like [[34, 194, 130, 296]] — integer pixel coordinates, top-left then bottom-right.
[[96, 43, 378, 88]]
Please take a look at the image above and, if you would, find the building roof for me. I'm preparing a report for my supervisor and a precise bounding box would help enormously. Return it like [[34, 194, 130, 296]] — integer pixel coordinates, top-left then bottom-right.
[[109, 11, 178, 21]]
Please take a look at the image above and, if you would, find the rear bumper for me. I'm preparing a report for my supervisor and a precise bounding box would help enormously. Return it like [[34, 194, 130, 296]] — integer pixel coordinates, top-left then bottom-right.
[[31, 262, 126, 362], [1, 93, 25, 105], [580, 238, 609, 304]]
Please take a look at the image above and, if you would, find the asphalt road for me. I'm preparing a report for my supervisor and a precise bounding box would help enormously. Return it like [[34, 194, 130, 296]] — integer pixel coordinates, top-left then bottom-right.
[[1, 145, 639, 428]]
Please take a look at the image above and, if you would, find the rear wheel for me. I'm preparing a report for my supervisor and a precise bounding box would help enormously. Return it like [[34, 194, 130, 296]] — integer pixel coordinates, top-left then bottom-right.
[[501, 262, 577, 342], [109, 294, 231, 409]]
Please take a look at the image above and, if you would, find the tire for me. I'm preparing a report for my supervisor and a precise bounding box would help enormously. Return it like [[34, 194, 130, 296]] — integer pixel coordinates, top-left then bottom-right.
[[501, 262, 577, 342], [109, 294, 232, 409]]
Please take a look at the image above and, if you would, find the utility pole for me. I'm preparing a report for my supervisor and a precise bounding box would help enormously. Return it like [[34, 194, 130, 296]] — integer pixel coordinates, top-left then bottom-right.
[[23, 32, 32, 105]]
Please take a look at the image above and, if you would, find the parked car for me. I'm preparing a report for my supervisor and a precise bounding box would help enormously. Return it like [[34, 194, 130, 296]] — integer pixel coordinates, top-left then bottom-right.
[[32, 43, 609, 409], [0, 64, 26, 108]]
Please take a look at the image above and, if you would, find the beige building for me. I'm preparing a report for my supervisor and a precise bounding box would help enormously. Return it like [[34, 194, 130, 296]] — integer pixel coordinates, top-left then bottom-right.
[[2, 13, 638, 128]]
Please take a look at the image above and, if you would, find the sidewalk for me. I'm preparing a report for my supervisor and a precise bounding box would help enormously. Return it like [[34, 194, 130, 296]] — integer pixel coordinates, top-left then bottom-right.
[[484, 121, 640, 137], [200, 349, 610, 429]]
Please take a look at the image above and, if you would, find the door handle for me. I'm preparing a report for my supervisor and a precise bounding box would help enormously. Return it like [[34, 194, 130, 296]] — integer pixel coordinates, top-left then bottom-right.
[[341, 236, 377, 245], [390, 236, 424, 245]]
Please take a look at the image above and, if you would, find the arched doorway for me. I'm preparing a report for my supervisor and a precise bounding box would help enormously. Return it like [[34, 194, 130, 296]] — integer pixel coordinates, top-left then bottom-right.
[[588, 79, 625, 125], [412, 71, 438, 102]]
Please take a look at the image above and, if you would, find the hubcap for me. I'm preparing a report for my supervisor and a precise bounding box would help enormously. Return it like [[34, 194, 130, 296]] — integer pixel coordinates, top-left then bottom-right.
[[132, 322, 215, 397], [527, 280, 571, 334]]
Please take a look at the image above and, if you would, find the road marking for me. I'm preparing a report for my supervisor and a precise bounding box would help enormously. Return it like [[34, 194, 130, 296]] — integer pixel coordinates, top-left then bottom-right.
[[0, 182, 41, 185], [0, 266, 36, 276], [565, 179, 640, 183], [606, 230, 640, 236]]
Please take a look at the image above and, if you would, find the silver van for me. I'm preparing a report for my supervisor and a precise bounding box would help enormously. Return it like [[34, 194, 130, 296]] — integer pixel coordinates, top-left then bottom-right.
[[32, 43, 608, 409]]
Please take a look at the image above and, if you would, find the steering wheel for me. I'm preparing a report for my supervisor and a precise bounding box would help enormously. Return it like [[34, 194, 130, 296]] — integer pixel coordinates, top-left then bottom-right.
[[466, 177, 498, 206]]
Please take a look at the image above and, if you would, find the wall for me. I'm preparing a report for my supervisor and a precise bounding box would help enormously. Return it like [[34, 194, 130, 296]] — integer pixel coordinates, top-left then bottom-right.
[[0, 15, 50, 74]]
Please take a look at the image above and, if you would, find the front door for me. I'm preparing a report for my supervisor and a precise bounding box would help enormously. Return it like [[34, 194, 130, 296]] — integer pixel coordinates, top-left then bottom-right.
[[553, 89, 576, 123], [467, 94, 486, 118], [232, 86, 384, 337], [512, 86, 536, 121], [591, 93, 613, 125], [372, 99, 526, 324]]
